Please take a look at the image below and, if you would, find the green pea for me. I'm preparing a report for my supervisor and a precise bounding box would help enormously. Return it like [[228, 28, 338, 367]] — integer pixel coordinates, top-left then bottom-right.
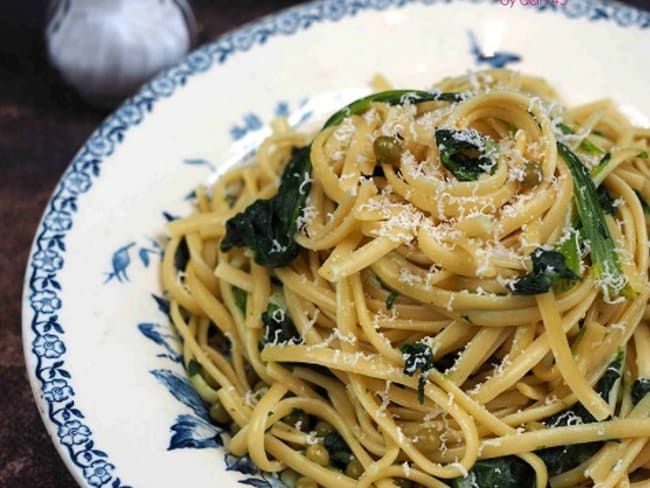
[[522, 161, 543, 189], [314, 420, 334, 437], [306, 444, 330, 467], [373, 136, 403, 165], [284, 409, 313, 432], [296, 478, 318, 488], [201, 367, 220, 389], [345, 457, 363, 479], [415, 426, 440, 451], [208, 398, 231, 425], [280, 469, 301, 488]]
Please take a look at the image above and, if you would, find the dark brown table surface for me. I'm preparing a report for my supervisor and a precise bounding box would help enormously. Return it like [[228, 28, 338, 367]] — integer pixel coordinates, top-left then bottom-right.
[[1, 1, 648, 486]]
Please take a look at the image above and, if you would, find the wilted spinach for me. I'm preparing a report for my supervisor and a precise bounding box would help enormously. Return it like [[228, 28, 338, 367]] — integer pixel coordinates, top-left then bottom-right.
[[220, 146, 311, 267], [509, 248, 580, 295], [401, 342, 434, 404], [435, 129, 497, 181]]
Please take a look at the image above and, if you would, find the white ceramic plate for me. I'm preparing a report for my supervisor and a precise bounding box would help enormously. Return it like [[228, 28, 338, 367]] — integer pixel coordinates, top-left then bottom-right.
[[23, 1, 650, 487]]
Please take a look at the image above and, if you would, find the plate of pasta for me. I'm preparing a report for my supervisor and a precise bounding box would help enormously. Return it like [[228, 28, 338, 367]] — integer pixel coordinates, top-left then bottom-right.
[[22, 1, 650, 487]]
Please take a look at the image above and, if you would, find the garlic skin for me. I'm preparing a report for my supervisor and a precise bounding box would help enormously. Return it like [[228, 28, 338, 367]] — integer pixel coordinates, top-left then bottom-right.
[[46, 0, 197, 106]]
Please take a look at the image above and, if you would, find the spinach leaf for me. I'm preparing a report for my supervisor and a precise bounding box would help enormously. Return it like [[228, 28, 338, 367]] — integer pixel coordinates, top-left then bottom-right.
[[631, 378, 650, 406], [451, 457, 535, 488], [457, 351, 624, 485], [558, 142, 634, 299], [260, 303, 301, 348], [537, 349, 624, 476], [537, 443, 599, 479], [553, 228, 583, 294], [401, 342, 434, 404], [385, 292, 398, 310], [509, 248, 580, 295], [220, 146, 311, 268], [435, 129, 497, 181]]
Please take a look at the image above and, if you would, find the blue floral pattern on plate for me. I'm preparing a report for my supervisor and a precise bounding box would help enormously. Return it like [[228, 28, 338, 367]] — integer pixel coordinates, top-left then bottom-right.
[[24, 1, 649, 487], [137, 297, 284, 486], [468, 30, 521, 68], [103, 239, 162, 284]]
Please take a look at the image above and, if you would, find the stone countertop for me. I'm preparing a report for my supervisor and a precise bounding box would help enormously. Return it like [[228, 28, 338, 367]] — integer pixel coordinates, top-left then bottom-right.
[[1, 0, 647, 486]]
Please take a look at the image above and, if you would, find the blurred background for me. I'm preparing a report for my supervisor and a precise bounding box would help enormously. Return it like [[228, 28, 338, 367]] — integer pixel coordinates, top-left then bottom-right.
[[0, 1, 648, 487]]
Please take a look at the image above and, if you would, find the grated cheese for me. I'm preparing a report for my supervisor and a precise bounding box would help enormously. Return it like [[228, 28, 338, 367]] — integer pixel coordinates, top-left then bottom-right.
[[333, 117, 356, 144], [450, 462, 469, 478], [446, 293, 455, 312]]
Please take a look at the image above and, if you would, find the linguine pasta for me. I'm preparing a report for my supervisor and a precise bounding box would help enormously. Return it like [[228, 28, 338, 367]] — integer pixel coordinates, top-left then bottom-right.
[[162, 70, 650, 487]]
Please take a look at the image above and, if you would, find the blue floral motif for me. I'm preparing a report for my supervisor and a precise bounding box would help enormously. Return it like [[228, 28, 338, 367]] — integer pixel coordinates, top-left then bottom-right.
[[34, 315, 64, 335], [138, 239, 163, 269], [324, 1, 348, 21], [225, 454, 258, 475], [151, 294, 171, 315], [274, 101, 290, 118], [83, 459, 114, 487], [169, 414, 223, 450], [33, 333, 66, 359], [149, 76, 176, 97], [149, 369, 226, 451], [240, 479, 273, 488], [87, 134, 114, 158], [25, 2, 649, 487], [139, 300, 226, 449], [63, 171, 92, 195], [230, 99, 314, 144], [104, 238, 163, 284], [276, 11, 300, 34], [42, 379, 74, 402], [186, 50, 212, 71], [613, 5, 639, 27], [230, 113, 264, 141], [32, 249, 64, 273], [31, 290, 62, 314], [162, 211, 180, 222], [468, 30, 521, 68], [103, 242, 136, 283], [183, 158, 217, 172], [232, 27, 257, 51], [569, 1, 591, 17], [138, 322, 180, 362], [44, 210, 72, 232], [59, 420, 92, 446], [150, 369, 208, 419], [116, 104, 144, 126]]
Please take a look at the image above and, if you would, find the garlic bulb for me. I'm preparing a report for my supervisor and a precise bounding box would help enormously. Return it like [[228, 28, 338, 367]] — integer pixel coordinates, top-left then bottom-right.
[[46, 0, 197, 106]]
